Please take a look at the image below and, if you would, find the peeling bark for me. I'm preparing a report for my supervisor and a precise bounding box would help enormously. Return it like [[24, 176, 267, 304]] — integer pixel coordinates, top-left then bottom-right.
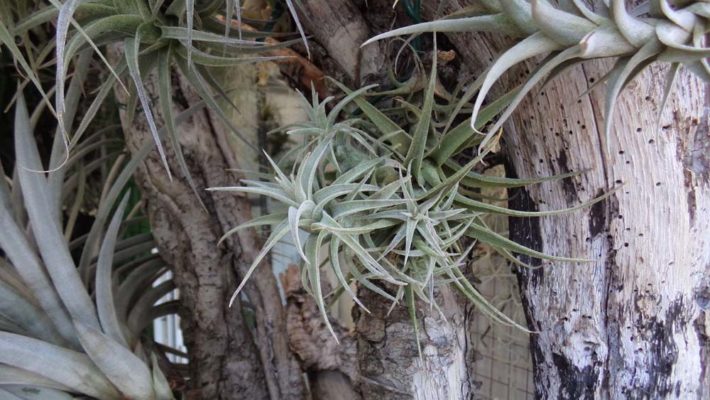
[[296, 0, 387, 85], [355, 286, 471, 399], [281, 266, 360, 400], [421, 1, 710, 398], [114, 61, 306, 399]]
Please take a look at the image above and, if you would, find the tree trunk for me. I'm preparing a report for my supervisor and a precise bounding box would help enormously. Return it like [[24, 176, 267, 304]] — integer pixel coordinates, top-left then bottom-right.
[[115, 60, 306, 399], [355, 286, 472, 399], [419, 1, 710, 398], [505, 59, 709, 400]]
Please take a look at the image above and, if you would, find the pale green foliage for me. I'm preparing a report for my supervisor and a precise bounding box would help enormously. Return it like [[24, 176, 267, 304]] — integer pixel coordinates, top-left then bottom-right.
[[365, 0, 710, 150], [0, 94, 177, 399], [0, 0, 291, 184], [213, 56, 607, 345]]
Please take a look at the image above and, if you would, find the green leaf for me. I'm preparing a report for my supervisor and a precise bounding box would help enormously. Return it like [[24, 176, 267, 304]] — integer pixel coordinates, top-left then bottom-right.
[[228, 221, 290, 306], [95, 192, 131, 347], [472, 32, 561, 147], [0, 332, 121, 399], [157, 47, 205, 208], [75, 323, 155, 400], [284, 0, 310, 58], [304, 231, 338, 341], [467, 223, 587, 263], [0, 365, 72, 392], [404, 39, 437, 183], [362, 13, 516, 46], [14, 93, 100, 330], [124, 28, 173, 179], [404, 285, 422, 359]]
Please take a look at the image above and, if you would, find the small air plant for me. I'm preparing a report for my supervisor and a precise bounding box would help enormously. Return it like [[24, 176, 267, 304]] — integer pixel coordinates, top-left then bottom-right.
[[364, 0, 710, 150], [212, 49, 611, 349], [0, 94, 182, 399]]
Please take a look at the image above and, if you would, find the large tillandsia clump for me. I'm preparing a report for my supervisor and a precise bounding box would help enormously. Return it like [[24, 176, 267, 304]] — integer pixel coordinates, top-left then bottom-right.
[[0, 0, 295, 194], [365, 0, 710, 149], [212, 48, 611, 343], [0, 95, 180, 399]]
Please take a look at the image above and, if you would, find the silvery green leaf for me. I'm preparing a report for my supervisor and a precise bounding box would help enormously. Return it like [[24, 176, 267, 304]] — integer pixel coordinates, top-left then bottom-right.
[[116, 258, 164, 320], [229, 221, 290, 306], [0, 332, 120, 399], [127, 281, 176, 333], [571, 0, 609, 26], [486, 46, 582, 137], [328, 84, 379, 125], [0, 365, 72, 392], [304, 231, 337, 341], [208, 186, 299, 208], [14, 94, 99, 330], [447, 267, 530, 331], [0, 388, 23, 400], [499, 0, 536, 35], [329, 80, 410, 149], [362, 13, 516, 46], [432, 88, 516, 165], [186, 0, 195, 66], [531, 0, 596, 45], [332, 199, 406, 219], [157, 47, 205, 209], [62, 14, 143, 65], [471, 32, 561, 140], [75, 323, 155, 400], [659, 0, 696, 31], [2, 386, 75, 400], [684, 2, 710, 18], [219, 213, 288, 245], [284, 0, 310, 58], [656, 62, 681, 128], [0, 185, 76, 346], [602, 41, 663, 152], [54, 0, 82, 143], [161, 26, 262, 46], [151, 353, 174, 400], [95, 193, 131, 347], [329, 238, 368, 311], [579, 25, 636, 58], [124, 31, 172, 180], [404, 285, 422, 359], [0, 279, 64, 345], [467, 223, 587, 263], [289, 201, 315, 264], [656, 23, 710, 55], [404, 41, 436, 183], [610, 0, 655, 46]]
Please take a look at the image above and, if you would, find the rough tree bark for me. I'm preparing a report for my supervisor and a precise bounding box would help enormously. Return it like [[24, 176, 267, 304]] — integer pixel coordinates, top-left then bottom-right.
[[421, 1, 710, 398], [356, 286, 473, 399], [115, 62, 306, 399]]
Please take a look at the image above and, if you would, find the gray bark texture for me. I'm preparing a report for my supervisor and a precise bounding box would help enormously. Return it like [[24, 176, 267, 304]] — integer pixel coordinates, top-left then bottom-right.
[[421, 1, 710, 398], [114, 62, 306, 399], [356, 286, 473, 399]]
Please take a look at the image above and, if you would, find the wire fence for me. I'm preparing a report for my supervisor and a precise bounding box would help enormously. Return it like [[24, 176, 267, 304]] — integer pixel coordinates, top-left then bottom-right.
[[468, 245, 534, 399]]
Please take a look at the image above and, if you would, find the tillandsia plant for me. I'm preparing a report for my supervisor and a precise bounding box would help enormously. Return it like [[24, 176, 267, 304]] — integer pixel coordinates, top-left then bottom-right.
[[364, 0, 710, 150], [0, 0, 299, 194], [211, 47, 613, 348], [0, 94, 181, 399]]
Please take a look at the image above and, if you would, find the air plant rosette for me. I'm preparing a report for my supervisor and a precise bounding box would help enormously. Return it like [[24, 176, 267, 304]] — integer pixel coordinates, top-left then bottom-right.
[[212, 54, 613, 349], [363, 0, 710, 150]]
